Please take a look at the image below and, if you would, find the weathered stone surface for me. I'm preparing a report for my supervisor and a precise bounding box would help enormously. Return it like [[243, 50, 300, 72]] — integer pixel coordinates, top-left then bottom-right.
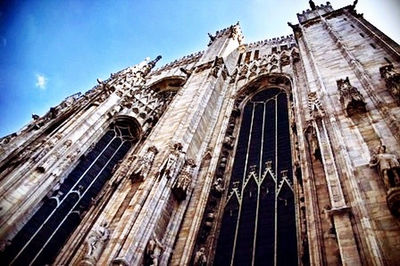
[[1, 2, 400, 266]]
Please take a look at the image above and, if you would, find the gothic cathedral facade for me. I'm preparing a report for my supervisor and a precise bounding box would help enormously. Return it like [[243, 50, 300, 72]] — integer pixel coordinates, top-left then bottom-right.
[[1, 2, 400, 265]]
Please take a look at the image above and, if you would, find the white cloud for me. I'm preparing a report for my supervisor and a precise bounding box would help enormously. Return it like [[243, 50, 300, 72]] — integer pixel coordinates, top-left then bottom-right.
[[35, 74, 47, 89]]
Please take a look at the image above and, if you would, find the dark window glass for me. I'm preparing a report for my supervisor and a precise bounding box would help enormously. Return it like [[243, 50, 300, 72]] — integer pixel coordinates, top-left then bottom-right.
[[214, 88, 297, 265], [237, 53, 243, 65], [245, 52, 252, 63], [254, 50, 260, 60], [1, 122, 136, 265]]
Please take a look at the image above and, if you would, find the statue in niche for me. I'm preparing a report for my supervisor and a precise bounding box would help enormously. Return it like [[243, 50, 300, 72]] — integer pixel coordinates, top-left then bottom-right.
[[131, 146, 158, 181], [380, 64, 400, 101], [144, 234, 164, 266], [336, 77, 366, 116], [83, 221, 109, 264], [193, 247, 207, 266], [172, 159, 196, 200], [158, 143, 185, 179], [306, 125, 322, 162], [369, 144, 400, 191]]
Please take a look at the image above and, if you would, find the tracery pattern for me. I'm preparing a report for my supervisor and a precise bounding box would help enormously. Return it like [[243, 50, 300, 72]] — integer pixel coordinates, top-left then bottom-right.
[[214, 88, 297, 265], [1, 121, 136, 265]]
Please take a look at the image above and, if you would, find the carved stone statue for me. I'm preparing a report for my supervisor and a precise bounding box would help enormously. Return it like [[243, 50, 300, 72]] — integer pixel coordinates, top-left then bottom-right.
[[213, 177, 225, 196], [380, 64, 400, 101], [158, 143, 185, 179], [370, 144, 400, 216], [131, 146, 158, 181], [337, 77, 366, 116], [144, 234, 165, 266], [82, 221, 109, 265], [193, 247, 207, 266], [172, 159, 196, 200], [369, 145, 400, 191]]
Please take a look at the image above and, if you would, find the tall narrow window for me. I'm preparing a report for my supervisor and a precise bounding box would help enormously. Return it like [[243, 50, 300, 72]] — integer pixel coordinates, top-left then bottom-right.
[[214, 88, 297, 265], [245, 51, 252, 64], [254, 50, 260, 60], [1, 121, 138, 265], [237, 53, 243, 65]]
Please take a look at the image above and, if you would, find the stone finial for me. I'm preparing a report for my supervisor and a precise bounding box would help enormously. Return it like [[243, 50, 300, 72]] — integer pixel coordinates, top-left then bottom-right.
[[143, 55, 162, 76]]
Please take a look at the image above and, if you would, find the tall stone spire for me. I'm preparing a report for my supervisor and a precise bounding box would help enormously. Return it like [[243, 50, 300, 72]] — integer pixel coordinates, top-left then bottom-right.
[[143, 55, 162, 76]]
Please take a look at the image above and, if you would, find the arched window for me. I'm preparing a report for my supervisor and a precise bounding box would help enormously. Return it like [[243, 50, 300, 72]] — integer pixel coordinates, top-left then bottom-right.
[[214, 88, 297, 265], [1, 120, 139, 265]]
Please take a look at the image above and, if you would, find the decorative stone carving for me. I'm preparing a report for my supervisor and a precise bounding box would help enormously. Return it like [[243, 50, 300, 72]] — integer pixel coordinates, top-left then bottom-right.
[[307, 92, 325, 119], [81, 221, 109, 266], [212, 177, 225, 196], [131, 146, 158, 181], [229, 22, 243, 44], [158, 143, 185, 179], [370, 144, 400, 215], [172, 158, 196, 201], [238, 64, 248, 80], [370, 145, 400, 190], [144, 234, 164, 266], [193, 247, 207, 266], [380, 64, 400, 101], [337, 77, 366, 115]]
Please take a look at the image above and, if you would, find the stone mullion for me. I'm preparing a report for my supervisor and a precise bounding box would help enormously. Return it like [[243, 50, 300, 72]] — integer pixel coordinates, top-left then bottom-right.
[[54, 175, 130, 265], [57, 139, 144, 265], [0, 94, 117, 198], [320, 17, 387, 265], [0, 99, 116, 242]]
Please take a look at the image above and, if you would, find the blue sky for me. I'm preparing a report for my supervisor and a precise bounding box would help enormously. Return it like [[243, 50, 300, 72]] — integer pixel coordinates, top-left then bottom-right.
[[0, 0, 399, 137]]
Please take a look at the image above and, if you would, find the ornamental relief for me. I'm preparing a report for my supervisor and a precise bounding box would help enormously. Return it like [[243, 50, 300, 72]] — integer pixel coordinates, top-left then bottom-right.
[[230, 47, 299, 84], [380, 64, 400, 102]]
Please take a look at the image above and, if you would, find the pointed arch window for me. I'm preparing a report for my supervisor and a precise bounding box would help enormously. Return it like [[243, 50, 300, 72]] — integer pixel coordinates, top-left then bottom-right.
[[1, 120, 139, 265], [214, 88, 298, 265]]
